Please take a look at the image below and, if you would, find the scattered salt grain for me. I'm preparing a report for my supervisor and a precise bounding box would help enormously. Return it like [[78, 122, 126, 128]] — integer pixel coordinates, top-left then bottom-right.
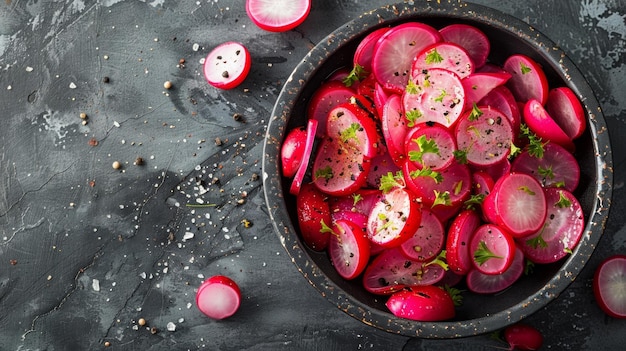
[[92, 279, 100, 292], [166, 322, 176, 332], [69, 82, 77, 89]]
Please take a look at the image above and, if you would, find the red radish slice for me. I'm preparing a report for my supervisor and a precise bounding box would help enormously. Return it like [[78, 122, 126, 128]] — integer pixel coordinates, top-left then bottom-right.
[[296, 183, 332, 251], [523, 98, 575, 151], [403, 160, 472, 210], [511, 142, 580, 192], [470, 157, 511, 184], [403, 68, 465, 128], [455, 105, 513, 168], [354, 27, 391, 73], [466, 247, 524, 294], [281, 126, 307, 178], [446, 209, 481, 275], [363, 248, 446, 295], [439, 23, 490, 68], [479, 85, 521, 134], [196, 275, 241, 319], [593, 255, 626, 319], [470, 224, 516, 275], [329, 219, 371, 280], [307, 80, 354, 138], [289, 119, 317, 195], [203, 42, 251, 90], [246, 0, 311, 32], [373, 82, 390, 118], [404, 122, 456, 171], [472, 171, 495, 197], [385, 285, 455, 321], [400, 209, 445, 262], [381, 94, 409, 165], [312, 136, 371, 196], [503, 54, 549, 104], [545, 86, 586, 140], [411, 42, 474, 79], [517, 188, 584, 264], [329, 188, 383, 217], [504, 323, 544, 351], [325, 102, 381, 159], [482, 172, 547, 237], [371, 22, 442, 94], [366, 187, 422, 248], [461, 72, 511, 110], [366, 151, 401, 189]]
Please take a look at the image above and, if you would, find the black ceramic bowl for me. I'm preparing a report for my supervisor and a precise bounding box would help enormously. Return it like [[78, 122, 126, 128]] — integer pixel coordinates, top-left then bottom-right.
[[262, 1, 612, 338]]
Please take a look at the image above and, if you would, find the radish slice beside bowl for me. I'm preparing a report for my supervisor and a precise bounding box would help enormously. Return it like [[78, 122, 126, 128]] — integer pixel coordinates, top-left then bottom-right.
[[196, 275, 241, 320], [203, 42, 251, 90], [246, 0, 311, 32]]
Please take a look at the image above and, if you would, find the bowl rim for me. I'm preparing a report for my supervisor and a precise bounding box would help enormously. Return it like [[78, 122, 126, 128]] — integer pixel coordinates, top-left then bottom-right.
[[262, 0, 613, 338]]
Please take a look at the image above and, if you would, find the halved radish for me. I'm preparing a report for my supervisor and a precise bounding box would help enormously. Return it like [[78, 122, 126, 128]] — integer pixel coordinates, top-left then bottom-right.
[[503, 54, 549, 104], [411, 42, 474, 79], [281, 126, 307, 178], [203, 42, 251, 90], [545, 86, 586, 140], [523, 98, 575, 151], [461, 72, 511, 110], [289, 119, 317, 195], [482, 172, 547, 237], [593, 255, 626, 319], [385, 285, 455, 321], [366, 186, 422, 248], [470, 224, 516, 275], [403, 68, 465, 128], [446, 209, 482, 275], [296, 182, 332, 251], [517, 188, 584, 264], [371, 22, 442, 94], [466, 247, 524, 294], [503, 323, 544, 351], [400, 209, 445, 262], [307, 80, 354, 138], [196, 275, 241, 319], [511, 142, 580, 192], [405, 122, 456, 171], [246, 0, 311, 32], [328, 219, 371, 280], [439, 23, 490, 68]]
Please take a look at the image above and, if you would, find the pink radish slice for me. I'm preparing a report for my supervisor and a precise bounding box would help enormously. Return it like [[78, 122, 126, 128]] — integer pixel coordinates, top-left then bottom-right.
[[472, 171, 495, 197], [289, 119, 317, 195], [478, 85, 521, 134], [523, 98, 575, 151], [470, 224, 516, 275], [366, 151, 401, 189], [307, 80, 354, 137], [446, 209, 482, 275], [281, 126, 307, 178], [482, 172, 547, 238], [411, 42, 474, 79], [503, 54, 549, 104], [328, 219, 371, 280], [504, 323, 544, 351], [517, 188, 584, 264], [593, 255, 626, 319], [511, 142, 580, 192], [461, 72, 511, 110], [311, 136, 371, 196], [366, 187, 422, 248], [439, 23, 490, 68], [371, 22, 442, 94], [325, 102, 381, 159], [470, 157, 511, 183], [400, 209, 445, 262], [404, 122, 457, 171], [545, 86, 586, 140], [381, 94, 409, 166], [203, 42, 251, 90], [196, 275, 241, 319], [403, 68, 465, 128], [354, 27, 391, 72], [403, 160, 472, 210], [329, 188, 383, 217], [246, 0, 311, 32], [455, 105, 513, 167], [466, 247, 525, 294], [373, 82, 390, 120]]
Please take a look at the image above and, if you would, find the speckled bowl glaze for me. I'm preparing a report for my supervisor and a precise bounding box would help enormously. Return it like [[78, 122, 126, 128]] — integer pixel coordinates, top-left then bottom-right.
[[262, 1, 612, 338]]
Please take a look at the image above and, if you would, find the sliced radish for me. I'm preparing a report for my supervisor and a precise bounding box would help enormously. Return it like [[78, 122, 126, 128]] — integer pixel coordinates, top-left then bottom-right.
[[511, 142, 580, 192], [289, 119, 317, 195], [545, 86, 586, 140], [400, 209, 445, 262], [312, 136, 371, 196], [353, 27, 391, 73], [381, 94, 409, 165], [466, 247, 524, 294], [366, 151, 401, 189], [470, 224, 516, 275], [307, 80, 354, 138], [411, 42, 474, 79], [325, 102, 381, 159], [329, 219, 371, 280], [503, 54, 549, 104], [385, 285, 455, 321], [439, 23, 490, 68], [404, 122, 456, 171], [203, 42, 251, 90], [594, 255, 626, 319], [371, 22, 441, 94], [478, 85, 521, 135], [366, 186, 422, 248], [196, 275, 241, 319], [446, 209, 482, 275], [246, 0, 311, 32], [504, 323, 544, 351], [281, 126, 307, 178], [461, 72, 511, 110], [296, 182, 332, 251], [523, 98, 575, 151]]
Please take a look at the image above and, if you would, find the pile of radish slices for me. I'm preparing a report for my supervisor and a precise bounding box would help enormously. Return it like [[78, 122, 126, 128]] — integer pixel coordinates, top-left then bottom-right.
[[281, 20, 588, 322]]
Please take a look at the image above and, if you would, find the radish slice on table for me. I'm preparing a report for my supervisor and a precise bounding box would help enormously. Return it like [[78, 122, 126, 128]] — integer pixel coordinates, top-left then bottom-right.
[[545, 86, 586, 140], [203, 42, 251, 90], [196, 275, 241, 319], [503, 54, 549, 105], [594, 255, 626, 319], [246, 0, 311, 32], [504, 323, 544, 351]]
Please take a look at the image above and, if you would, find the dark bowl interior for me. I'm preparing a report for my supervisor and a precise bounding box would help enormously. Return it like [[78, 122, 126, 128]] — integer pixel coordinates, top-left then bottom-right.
[[262, 1, 612, 338]]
